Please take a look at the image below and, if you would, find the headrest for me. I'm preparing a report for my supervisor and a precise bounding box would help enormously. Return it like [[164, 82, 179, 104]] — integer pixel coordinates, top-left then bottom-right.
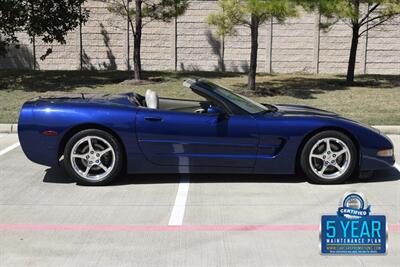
[[145, 89, 159, 109]]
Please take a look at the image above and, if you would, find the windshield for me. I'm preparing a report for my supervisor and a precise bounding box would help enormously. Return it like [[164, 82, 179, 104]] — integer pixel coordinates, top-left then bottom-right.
[[197, 81, 269, 114]]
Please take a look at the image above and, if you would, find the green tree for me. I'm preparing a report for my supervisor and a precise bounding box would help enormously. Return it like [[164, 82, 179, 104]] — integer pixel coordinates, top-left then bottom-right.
[[207, 0, 298, 90], [207, 3, 235, 72], [0, 0, 89, 63], [108, 0, 189, 80], [301, 0, 400, 83]]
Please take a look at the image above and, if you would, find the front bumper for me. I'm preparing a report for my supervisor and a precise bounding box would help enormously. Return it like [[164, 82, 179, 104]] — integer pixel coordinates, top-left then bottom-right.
[[360, 133, 395, 171]]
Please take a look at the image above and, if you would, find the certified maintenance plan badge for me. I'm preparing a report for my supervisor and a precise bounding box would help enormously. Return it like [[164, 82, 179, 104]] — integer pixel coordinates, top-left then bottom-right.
[[320, 192, 387, 255]]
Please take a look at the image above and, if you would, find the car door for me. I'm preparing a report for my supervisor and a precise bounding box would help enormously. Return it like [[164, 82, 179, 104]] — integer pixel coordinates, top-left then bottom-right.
[[135, 108, 259, 168]]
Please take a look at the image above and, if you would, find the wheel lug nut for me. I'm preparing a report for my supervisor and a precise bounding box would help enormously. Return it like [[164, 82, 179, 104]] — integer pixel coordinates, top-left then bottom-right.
[[96, 160, 99, 163], [327, 151, 331, 155], [96, 153, 100, 157], [89, 161, 93, 164], [331, 160, 335, 164], [90, 151, 94, 154], [333, 154, 336, 157], [323, 156, 326, 159], [86, 155, 89, 159]]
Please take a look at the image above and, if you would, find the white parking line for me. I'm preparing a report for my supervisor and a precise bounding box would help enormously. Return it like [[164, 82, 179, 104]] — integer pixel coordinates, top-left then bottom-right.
[[168, 177, 190, 226], [0, 142, 20, 156], [395, 163, 400, 172]]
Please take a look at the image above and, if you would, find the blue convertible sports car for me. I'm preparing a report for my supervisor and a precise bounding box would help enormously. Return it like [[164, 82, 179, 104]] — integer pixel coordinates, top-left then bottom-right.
[[18, 79, 395, 185]]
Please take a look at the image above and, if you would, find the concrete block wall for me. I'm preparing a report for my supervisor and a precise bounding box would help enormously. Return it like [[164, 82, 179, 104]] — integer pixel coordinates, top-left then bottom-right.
[[272, 12, 315, 73], [141, 20, 173, 71], [80, 0, 126, 70], [35, 30, 79, 70], [366, 17, 400, 74], [0, 32, 34, 70], [0, 0, 399, 75], [319, 23, 365, 74], [177, 1, 220, 71]]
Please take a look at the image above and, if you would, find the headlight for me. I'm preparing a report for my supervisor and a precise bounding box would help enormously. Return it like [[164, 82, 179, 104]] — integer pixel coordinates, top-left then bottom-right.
[[377, 149, 393, 157]]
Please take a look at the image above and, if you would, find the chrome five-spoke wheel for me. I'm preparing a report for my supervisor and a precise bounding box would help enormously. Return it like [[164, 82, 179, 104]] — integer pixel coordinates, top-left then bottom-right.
[[301, 130, 357, 184], [70, 136, 115, 181], [309, 138, 351, 180], [64, 129, 123, 185]]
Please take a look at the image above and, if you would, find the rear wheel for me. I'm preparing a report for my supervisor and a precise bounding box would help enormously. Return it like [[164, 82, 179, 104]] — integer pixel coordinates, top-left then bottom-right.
[[300, 130, 357, 184], [64, 129, 123, 185]]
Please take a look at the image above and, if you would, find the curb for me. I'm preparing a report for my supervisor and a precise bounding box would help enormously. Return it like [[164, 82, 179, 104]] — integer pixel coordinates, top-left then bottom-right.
[[0, 124, 399, 135], [372, 126, 400, 135], [0, 124, 18, 133]]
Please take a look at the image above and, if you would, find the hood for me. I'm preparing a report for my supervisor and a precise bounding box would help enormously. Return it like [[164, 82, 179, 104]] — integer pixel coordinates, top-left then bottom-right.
[[272, 104, 338, 117]]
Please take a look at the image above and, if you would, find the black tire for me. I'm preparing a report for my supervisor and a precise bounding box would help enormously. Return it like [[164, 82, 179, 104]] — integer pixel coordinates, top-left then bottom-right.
[[300, 130, 357, 184], [63, 129, 123, 185]]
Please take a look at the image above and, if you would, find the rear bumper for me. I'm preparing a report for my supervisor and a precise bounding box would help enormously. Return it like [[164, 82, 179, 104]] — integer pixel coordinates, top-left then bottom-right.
[[18, 102, 60, 167], [18, 125, 60, 167]]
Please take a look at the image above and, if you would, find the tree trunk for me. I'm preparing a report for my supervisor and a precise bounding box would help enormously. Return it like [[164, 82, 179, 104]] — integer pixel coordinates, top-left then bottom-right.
[[133, 0, 142, 80], [220, 35, 225, 72], [346, 24, 359, 83], [32, 35, 36, 70], [248, 15, 259, 91]]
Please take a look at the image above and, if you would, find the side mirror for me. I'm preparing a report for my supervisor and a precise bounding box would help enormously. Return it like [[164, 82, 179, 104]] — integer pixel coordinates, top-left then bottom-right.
[[207, 105, 225, 115]]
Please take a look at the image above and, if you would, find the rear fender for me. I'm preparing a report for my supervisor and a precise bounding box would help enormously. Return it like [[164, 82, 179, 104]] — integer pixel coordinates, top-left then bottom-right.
[[18, 102, 139, 167]]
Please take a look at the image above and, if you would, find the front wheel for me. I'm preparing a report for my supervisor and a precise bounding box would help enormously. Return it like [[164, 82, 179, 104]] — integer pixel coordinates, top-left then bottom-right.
[[64, 129, 123, 185], [300, 130, 357, 184]]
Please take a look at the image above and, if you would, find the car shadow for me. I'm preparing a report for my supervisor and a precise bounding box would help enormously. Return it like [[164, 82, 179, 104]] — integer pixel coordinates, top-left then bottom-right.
[[43, 166, 76, 184], [347, 167, 400, 184], [42, 166, 305, 185], [43, 165, 400, 186]]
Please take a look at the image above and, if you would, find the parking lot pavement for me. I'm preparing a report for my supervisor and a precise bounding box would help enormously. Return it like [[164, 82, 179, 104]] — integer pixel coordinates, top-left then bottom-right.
[[0, 134, 19, 156], [0, 133, 399, 267]]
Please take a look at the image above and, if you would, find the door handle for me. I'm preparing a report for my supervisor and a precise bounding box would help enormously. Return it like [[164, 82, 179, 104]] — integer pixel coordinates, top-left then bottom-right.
[[144, 117, 163, 122]]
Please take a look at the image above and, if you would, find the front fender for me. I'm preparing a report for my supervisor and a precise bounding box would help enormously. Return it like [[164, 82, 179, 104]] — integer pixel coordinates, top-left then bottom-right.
[[253, 114, 394, 174]]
